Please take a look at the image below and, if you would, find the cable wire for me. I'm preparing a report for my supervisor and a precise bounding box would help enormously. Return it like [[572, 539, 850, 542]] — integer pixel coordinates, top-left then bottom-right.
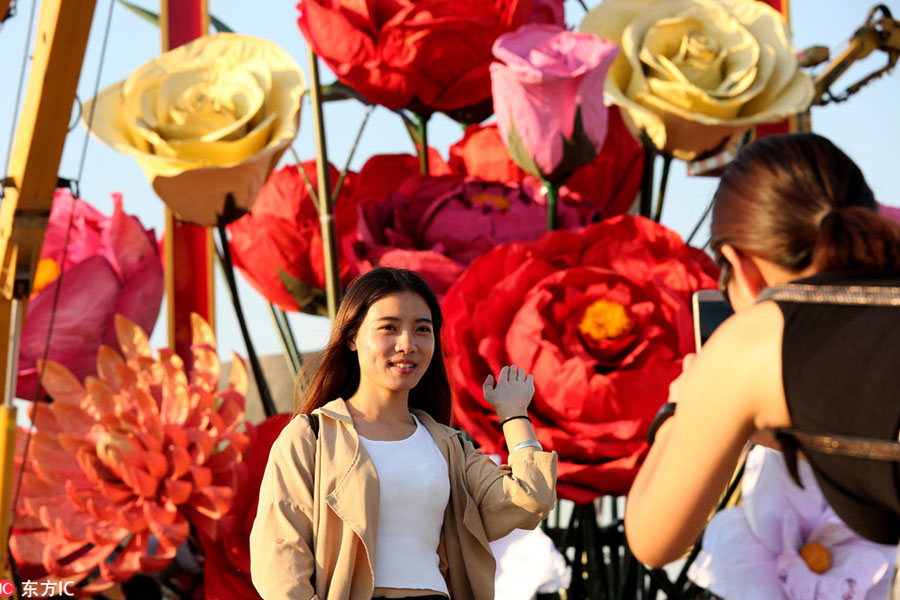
[[1, 0, 37, 195]]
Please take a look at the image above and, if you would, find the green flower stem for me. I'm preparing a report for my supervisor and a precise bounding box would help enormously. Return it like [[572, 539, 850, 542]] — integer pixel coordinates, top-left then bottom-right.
[[215, 223, 277, 418], [306, 47, 340, 320], [417, 113, 430, 174], [268, 302, 303, 378], [543, 180, 561, 231], [653, 155, 673, 223], [639, 143, 657, 219]]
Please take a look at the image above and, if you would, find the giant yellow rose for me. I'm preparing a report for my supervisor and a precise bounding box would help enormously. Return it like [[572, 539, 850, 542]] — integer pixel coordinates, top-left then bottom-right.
[[84, 33, 305, 226], [580, 0, 813, 160]]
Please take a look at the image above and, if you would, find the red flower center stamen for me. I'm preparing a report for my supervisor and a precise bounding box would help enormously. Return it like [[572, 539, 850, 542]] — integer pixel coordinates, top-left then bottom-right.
[[578, 299, 631, 341]]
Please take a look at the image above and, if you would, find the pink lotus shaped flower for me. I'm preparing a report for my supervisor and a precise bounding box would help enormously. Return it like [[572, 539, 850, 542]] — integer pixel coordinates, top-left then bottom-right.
[[345, 174, 598, 297], [17, 190, 163, 401], [490, 24, 619, 183], [688, 446, 895, 600], [10, 315, 248, 595]]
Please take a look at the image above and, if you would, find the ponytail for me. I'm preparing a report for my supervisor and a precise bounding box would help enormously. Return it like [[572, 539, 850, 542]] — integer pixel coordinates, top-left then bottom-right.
[[812, 207, 900, 273]]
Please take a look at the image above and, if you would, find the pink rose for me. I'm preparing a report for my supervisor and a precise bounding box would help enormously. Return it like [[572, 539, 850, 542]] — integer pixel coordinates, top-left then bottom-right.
[[490, 24, 619, 182]]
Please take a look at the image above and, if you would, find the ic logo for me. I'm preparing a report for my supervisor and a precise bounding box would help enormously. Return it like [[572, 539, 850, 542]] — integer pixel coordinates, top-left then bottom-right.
[[0, 579, 14, 598]]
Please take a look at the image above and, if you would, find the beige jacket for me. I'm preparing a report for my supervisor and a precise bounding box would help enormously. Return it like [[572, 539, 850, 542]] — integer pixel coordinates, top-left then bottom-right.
[[249, 398, 557, 600]]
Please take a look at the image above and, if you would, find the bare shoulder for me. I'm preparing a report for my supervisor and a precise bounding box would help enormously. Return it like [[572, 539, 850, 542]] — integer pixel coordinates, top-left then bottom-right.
[[681, 300, 787, 427]]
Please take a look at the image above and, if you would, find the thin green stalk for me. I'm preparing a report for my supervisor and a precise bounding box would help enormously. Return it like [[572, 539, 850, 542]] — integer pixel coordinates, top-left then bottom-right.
[[215, 222, 277, 418], [417, 113, 430, 174], [290, 146, 320, 202], [639, 143, 657, 219], [268, 302, 301, 378], [306, 48, 340, 320], [543, 180, 561, 231], [653, 155, 673, 223], [331, 105, 374, 204], [686, 197, 715, 245]]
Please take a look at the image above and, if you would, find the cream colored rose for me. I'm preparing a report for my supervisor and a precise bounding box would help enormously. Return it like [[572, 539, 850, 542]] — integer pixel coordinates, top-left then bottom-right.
[[84, 33, 305, 226], [580, 0, 813, 161]]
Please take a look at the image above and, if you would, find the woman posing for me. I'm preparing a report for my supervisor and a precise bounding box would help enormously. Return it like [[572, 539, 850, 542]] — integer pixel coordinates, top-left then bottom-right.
[[626, 133, 900, 567], [250, 267, 557, 600]]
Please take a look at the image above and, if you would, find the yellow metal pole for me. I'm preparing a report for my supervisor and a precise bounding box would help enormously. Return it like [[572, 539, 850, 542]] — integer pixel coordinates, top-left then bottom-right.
[[0, 0, 98, 578]]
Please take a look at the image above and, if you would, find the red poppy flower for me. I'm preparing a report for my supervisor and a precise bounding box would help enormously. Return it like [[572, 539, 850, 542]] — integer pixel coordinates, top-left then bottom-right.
[[227, 162, 357, 313], [199, 414, 291, 600], [296, 0, 537, 117], [448, 107, 644, 218], [442, 216, 719, 502]]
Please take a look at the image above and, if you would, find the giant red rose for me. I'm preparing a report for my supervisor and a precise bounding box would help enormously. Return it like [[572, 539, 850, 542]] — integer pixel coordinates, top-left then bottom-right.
[[346, 174, 598, 297], [227, 162, 356, 313], [442, 216, 718, 502], [448, 107, 644, 218], [296, 0, 549, 117], [199, 414, 291, 600]]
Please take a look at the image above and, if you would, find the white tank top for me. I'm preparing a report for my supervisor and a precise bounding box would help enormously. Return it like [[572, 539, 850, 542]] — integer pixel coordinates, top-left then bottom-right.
[[358, 414, 450, 595]]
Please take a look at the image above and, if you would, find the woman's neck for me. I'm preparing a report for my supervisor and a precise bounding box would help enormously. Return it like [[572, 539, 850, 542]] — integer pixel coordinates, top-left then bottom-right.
[[345, 385, 412, 424]]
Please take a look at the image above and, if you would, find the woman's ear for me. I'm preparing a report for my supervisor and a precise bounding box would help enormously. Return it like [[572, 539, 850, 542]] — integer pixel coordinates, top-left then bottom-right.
[[348, 333, 357, 352], [721, 244, 768, 307]]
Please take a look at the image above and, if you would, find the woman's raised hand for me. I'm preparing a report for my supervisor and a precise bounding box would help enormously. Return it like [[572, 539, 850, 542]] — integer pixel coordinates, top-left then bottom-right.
[[483, 365, 535, 420]]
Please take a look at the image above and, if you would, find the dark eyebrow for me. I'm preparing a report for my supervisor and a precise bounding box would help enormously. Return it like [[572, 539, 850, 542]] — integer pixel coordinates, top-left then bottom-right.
[[375, 316, 433, 324]]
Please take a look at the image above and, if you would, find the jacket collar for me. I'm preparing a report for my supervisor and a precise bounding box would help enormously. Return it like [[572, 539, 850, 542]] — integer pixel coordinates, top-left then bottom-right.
[[316, 398, 459, 441]]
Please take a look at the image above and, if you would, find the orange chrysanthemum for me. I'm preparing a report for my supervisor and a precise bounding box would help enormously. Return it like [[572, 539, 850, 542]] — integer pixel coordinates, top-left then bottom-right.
[[10, 314, 248, 595]]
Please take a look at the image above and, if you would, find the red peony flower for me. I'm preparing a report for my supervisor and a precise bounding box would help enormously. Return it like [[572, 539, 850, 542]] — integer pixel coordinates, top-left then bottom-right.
[[442, 216, 719, 502], [227, 162, 357, 313], [346, 173, 598, 297], [296, 0, 537, 117], [448, 106, 644, 219], [199, 414, 291, 600]]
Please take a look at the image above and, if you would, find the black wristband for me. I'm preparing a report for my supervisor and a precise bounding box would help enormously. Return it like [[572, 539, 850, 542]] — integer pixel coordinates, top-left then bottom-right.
[[500, 414, 531, 427], [647, 402, 676, 445]]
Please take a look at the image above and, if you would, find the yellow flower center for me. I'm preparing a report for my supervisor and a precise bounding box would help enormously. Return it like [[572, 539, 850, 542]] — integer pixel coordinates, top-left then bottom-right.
[[32, 258, 60, 296], [471, 192, 511, 211], [799, 542, 831, 574], [578, 299, 631, 341]]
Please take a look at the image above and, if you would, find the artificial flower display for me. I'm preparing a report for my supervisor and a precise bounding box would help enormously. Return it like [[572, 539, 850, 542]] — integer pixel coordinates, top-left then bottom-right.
[[84, 33, 305, 226], [296, 0, 548, 119], [17, 190, 163, 401], [227, 161, 358, 314], [689, 446, 896, 600], [490, 24, 620, 183], [448, 106, 644, 218], [442, 216, 718, 502], [579, 0, 814, 160], [199, 414, 291, 600], [9, 314, 249, 594], [346, 174, 599, 298]]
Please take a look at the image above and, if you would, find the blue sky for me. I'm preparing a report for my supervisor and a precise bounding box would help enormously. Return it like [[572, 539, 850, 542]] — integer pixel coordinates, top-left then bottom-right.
[[0, 0, 898, 368]]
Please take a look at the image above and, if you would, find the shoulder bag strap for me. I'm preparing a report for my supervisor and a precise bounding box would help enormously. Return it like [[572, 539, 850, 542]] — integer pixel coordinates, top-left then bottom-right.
[[758, 283, 900, 306]]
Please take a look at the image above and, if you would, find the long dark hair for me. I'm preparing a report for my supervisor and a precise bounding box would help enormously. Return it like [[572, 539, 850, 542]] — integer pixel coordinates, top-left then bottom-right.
[[710, 132, 900, 273], [294, 267, 452, 425]]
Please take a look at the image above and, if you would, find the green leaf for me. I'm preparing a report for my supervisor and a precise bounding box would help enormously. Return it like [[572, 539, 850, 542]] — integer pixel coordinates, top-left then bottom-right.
[[210, 14, 234, 33], [116, 0, 159, 26], [115, 0, 235, 35], [277, 268, 330, 317]]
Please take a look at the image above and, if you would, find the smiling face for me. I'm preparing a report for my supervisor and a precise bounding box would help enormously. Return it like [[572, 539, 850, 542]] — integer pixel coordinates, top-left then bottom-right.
[[349, 291, 435, 402]]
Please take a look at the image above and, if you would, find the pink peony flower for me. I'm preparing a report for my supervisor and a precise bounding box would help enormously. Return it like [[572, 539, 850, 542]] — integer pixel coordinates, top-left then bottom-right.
[[17, 190, 163, 401], [345, 174, 598, 297], [688, 446, 895, 600], [490, 24, 619, 182]]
